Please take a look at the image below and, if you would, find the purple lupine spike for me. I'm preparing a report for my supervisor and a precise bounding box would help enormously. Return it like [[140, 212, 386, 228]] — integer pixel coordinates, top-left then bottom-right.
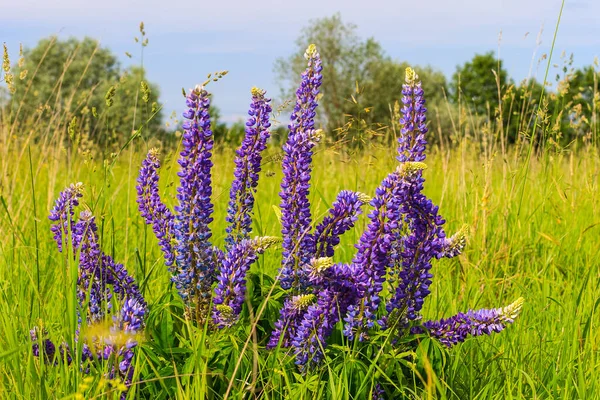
[[279, 44, 323, 291], [279, 129, 322, 290], [414, 298, 524, 347], [267, 293, 316, 349], [440, 226, 468, 259], [114, 298, 146, 388], [382, 70, 448, 331], [35, 184, 147, 397], [397, 68, 428, 163], [172, 85, 215, 320], [137, 148, 176, 267], [116, 298, 146, 334], [292, 261, 362, 366], [384, 186, 446, 330], [101, 254, 146, 308], [49, 182, 84, 251], [212, 237, 281, 328], [225, 88, 273, 247], [72, 210, 108, 324], [342, 168, 408, 342], [292, 285, 357, 368], [312, 191, 371, 258], [291, 289, 337, 366]]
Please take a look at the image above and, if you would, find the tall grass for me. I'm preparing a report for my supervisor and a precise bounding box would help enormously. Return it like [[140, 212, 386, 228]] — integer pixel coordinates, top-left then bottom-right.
[[0, 130, 598, 398]]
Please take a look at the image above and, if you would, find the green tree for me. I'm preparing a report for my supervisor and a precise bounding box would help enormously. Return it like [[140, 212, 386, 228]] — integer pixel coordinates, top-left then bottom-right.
[[9, 36, 162, 148], [274, 13, 385, 132], [451, 52, 508, 115], [275, 14, 449, 145]]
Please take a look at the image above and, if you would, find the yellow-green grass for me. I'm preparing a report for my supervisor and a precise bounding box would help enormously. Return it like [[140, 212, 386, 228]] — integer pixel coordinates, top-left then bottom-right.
[[0, 131, 598, 398]]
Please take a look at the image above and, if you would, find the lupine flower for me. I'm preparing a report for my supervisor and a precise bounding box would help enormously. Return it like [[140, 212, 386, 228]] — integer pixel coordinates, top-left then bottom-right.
[[343, 168, 409, 341], [267, 294, 315, 349], [397, 68, 428, 163], [30, 327, 56, 360], [293, 261, 363, 366], [292, 289, 339, 366], [212, 237, 281, 328], [372, 383, 385, 400], [440, 225, 468, 258], [312, 191, 371, 258], [172, 85, 216, 319], [136, 148, 175, 267], [138, 86, 276, 326], [382, 70, 449, 331], [33, 184, 147, 393], [225, 87, 272, 247], [414, 298, 524, 347], [384, 177, 447, 330], [279, 43, 323, 291], [48, 182, 84, 251]]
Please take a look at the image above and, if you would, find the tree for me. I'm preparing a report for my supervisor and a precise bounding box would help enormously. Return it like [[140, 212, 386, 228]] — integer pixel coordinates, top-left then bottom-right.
[[275, 13, 385, 132], [451, 52, 508, 115], [9, 36, 163, 148], [275, 14, 449, 145]]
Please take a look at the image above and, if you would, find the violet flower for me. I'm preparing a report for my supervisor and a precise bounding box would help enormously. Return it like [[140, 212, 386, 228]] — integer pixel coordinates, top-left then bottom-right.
[[35, 184, 147, 392], [312, 191, 371, 258], [279, 44, 323, 291], [136, 148, 175, 267], [212, 237, 281, 328], [292, 260, 362, 366], [267, 293, 316, 349], [342, 167, 410, 342], [414, 298, 524, 347], [138, 86, 278, 326], [172, 85, 216, 318], [397, 67, 428, 163], [225, 88, 273, 247]]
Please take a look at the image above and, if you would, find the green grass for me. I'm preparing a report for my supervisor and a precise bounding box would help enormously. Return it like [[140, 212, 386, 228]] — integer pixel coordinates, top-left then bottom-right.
[[0, 130, 598, 398]]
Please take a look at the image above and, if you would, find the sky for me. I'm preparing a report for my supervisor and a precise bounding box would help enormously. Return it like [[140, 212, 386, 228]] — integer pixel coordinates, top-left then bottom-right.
[[1, 0, 599, 124]]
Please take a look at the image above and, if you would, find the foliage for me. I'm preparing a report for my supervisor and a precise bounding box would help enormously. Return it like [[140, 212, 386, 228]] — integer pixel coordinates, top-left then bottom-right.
[[6, 36, 163, 149], [450, 51, 509, 115]]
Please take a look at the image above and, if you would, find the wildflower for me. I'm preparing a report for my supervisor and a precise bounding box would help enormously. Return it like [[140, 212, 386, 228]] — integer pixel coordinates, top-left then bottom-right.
[[136, 148, 176, 267], [414, 298, 524, 347], [342, 171, 406, 341], [267, 294, 316, 349], [312, 191, 370, 258], [225, 87, 273, 247], [397, 67, 428, 162], [440, 225, 468, 258], [212, 237, 281, 328], [172, 85, 215, 319], [36, 184, 147, 393], [48, 182, 84, 251], [137, 86, 276, 326], [279, 43, 323, 290]]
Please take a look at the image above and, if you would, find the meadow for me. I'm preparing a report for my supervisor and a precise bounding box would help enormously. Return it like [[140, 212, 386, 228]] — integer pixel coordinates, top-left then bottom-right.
[[0, 30, 599, 400]]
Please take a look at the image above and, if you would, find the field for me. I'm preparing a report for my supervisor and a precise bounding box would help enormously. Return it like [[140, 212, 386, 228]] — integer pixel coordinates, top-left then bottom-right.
[[1, 12, 600, 397], [0, 118, 599, 398]]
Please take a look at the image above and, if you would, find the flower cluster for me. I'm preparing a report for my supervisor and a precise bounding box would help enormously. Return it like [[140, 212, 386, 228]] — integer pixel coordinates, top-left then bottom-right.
[[413, 297, 525, 347], [269, 56, 523, 369], [137, 85, 277, 325], [33, 184, 147, 392], [269, 45, 373, 361]]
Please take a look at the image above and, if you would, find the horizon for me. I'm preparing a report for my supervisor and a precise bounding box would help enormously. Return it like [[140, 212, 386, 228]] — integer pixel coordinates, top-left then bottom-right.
[[2, 0, 598, 125]]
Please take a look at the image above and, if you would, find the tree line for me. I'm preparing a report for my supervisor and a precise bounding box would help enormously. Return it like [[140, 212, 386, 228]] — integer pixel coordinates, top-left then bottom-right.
[[2, 15, 598, 152]]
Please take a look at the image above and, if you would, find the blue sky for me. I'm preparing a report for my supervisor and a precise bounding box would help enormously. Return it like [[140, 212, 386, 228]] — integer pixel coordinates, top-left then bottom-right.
[[1, 0, 598, 124]]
